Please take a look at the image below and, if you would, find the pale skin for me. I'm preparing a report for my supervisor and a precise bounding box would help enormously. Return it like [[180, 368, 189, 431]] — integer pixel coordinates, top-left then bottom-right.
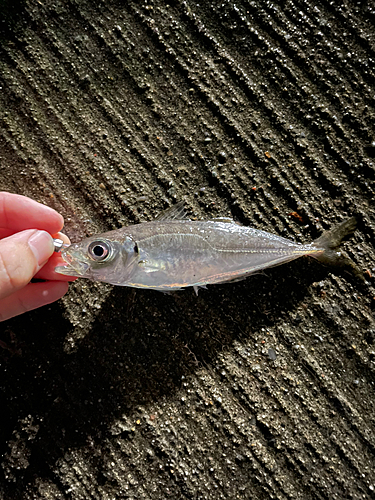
[[0, 192, 75, 322]]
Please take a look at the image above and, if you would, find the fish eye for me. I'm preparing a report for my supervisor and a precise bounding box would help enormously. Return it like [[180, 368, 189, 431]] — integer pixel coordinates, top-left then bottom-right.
[[88, 241, 112, 262]]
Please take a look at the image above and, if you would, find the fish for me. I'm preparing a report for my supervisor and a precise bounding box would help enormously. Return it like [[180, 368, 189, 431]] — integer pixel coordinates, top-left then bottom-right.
[[55, 203, 361, 292]]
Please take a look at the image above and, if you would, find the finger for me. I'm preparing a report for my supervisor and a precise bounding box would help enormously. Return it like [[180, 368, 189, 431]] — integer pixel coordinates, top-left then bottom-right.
[[0, 229, 71, 242], [34, 232, 76, 281], [0, 229, 54, 300], [52, 232, 71, 244], [0, 281, 69, 322], [0, 228, 15, 239], [34, 254, 77, 282], [0, 192, 64, 234]]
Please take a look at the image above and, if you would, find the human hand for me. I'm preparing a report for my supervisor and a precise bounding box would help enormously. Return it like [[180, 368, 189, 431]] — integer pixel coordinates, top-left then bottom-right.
[[0, 191, 75, 322]]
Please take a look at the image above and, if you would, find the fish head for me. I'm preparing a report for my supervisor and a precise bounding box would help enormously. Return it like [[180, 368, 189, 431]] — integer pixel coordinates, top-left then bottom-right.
[[55, 234, 139, 284]]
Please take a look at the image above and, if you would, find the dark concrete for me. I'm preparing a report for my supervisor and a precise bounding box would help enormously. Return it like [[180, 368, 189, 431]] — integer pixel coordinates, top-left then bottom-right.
[[1, 1, 375, 498]]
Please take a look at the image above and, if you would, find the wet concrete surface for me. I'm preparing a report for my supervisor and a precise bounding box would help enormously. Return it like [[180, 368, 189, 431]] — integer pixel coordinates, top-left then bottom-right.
[[0, 0, 375, 498]]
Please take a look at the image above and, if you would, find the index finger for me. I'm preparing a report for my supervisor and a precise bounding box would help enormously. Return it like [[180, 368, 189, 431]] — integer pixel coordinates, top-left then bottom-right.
[[0, 192, 64, 234]]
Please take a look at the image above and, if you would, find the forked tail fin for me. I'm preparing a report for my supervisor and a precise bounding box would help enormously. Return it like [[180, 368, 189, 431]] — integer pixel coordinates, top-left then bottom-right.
[[311, 217, 363, 279]]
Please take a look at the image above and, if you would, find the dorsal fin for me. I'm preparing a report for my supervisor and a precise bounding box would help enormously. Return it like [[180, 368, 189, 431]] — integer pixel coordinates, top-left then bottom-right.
[[155, 201, 190, 221], [208, 217, 240, 224]]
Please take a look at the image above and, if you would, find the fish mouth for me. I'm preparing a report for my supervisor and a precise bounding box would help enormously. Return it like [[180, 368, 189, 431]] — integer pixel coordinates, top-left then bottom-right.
[[55, 251, 90, 277]]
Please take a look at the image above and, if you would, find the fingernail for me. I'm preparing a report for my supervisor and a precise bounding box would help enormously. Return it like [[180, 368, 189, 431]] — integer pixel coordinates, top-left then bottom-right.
[[28, 230, 54, 269]]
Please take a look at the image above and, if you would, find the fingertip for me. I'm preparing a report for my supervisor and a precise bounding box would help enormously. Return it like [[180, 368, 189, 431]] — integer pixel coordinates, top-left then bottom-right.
[[33, 280, 69, 304], [52, 231, 71, 245], [43, 280, 69, 300], [34, 251, 77, 281], [0, 191, 65, 234], [0, 229, 42, 299], [28, 230, 55, 270], [52, 212, 65, 233]]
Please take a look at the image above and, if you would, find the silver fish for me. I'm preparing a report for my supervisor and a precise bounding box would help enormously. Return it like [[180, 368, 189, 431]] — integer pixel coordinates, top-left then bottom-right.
[[55, 203, 359, 292]]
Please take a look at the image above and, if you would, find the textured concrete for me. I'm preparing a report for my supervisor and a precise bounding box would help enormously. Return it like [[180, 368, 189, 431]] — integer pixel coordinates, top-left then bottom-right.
[[0, 1, 375, 498]]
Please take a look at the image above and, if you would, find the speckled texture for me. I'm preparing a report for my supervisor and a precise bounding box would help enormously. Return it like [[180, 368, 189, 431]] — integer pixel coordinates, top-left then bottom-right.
[[0, 1, 375, 499]]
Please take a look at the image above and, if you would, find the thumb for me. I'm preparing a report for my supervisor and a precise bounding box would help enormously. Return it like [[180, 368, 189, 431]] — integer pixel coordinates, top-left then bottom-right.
[[0, 229, 54, 300]]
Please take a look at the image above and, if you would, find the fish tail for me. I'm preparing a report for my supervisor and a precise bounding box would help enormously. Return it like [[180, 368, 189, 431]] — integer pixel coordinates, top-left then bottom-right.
[[313, 217, 357, 249], [310, 217, 363, 279]]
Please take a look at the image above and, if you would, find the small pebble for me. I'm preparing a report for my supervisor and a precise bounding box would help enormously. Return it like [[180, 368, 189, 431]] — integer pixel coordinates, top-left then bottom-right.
[[268, 348, 277, 360]]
